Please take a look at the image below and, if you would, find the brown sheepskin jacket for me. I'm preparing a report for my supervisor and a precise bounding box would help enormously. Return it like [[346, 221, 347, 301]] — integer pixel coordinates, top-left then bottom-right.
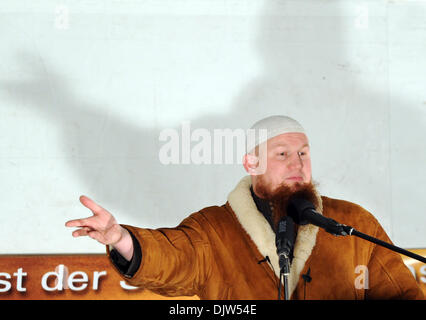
[[107, 176, 424, 300]]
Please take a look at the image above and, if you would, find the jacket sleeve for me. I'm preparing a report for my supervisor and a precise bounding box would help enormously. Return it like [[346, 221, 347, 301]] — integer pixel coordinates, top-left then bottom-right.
[[365, 223, 424, 300], [107, 212, 213, 297], [109, 229, 142, 277]]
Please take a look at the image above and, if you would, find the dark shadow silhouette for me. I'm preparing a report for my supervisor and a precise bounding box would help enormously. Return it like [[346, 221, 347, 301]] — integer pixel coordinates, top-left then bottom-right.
[[1, 1, 424, 245]]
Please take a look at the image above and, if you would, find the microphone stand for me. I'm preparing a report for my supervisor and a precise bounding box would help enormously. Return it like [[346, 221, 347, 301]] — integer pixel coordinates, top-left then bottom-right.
[[334, 224, 426, 263], [278, 254, 290, 300]]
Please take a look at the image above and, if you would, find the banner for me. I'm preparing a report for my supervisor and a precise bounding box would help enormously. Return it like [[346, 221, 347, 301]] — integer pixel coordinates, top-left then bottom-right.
[[0, 254, 197, 300], [1, 250, 424, 300]]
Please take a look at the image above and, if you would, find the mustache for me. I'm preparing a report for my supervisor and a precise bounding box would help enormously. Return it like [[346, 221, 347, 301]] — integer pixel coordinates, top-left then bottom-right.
[[255, 180, 320, 231]]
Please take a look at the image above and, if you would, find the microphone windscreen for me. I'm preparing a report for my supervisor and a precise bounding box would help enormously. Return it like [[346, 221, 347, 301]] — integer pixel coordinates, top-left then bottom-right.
[[287, 197, 314, 225]]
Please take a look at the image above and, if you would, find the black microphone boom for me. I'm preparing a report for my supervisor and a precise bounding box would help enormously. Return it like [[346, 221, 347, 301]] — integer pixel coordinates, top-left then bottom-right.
[[287, 197, 349, 236], [287, 197, 426, 264]]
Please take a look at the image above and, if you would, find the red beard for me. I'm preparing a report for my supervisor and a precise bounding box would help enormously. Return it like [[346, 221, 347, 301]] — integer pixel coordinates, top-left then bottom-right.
[[254, 177, 320, 231]]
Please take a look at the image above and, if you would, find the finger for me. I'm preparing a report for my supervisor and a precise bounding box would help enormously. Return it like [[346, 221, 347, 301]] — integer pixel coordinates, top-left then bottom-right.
[[65, 216, 97, 228], [79, 195, 106, 215], [65, 218, 81, 228], [71, 227, 93, 238]]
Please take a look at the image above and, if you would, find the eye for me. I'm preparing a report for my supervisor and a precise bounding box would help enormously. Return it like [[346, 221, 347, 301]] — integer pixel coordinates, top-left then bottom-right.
[[298, 151, 309, 158]]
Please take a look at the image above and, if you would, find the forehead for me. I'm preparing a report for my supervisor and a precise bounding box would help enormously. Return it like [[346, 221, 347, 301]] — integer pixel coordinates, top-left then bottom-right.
[[267, 132, 309, 148]]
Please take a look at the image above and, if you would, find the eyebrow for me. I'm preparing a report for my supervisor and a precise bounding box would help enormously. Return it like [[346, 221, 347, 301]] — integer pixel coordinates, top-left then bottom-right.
[[270, 142, 310, 149]]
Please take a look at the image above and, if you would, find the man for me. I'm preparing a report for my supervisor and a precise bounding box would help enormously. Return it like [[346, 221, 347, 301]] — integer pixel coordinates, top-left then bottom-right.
[[65, 115, 423, 299]]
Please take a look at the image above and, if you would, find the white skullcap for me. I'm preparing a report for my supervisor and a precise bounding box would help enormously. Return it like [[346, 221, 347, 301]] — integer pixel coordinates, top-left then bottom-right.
[[246, 115, 306, 154]]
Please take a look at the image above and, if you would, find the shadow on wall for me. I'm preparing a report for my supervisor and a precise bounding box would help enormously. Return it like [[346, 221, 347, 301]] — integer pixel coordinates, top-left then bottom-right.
[[1, 1, 424, 234]]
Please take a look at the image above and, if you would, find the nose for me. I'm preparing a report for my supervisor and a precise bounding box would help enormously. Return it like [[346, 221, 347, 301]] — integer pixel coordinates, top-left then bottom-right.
[[287, 152, 303, 170]]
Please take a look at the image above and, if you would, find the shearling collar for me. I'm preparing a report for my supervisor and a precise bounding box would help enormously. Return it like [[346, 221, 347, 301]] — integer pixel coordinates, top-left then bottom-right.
[[227, 175, 322, 299]]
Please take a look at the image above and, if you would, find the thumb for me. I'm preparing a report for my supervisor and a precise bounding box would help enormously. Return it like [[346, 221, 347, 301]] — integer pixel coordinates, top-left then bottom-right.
[[79, 195, 105, 215]]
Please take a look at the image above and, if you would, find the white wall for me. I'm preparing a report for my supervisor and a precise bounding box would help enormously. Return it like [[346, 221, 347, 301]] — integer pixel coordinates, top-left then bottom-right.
[[0, 0, 425, 254]]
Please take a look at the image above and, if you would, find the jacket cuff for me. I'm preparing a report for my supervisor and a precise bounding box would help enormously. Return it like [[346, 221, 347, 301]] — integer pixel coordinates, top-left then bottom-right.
[[109, 228, 142, 278]]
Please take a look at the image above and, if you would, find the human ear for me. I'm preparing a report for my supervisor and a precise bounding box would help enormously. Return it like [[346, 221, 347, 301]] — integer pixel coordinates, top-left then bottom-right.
[[243, 154, 259, 174]]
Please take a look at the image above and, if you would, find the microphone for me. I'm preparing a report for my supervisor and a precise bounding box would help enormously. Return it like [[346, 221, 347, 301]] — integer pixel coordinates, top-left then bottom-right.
[[275, 215, 296, 272], [287, 197, 350, 236], [275, 216, 295, 300], [287, 197, 426, 264]]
